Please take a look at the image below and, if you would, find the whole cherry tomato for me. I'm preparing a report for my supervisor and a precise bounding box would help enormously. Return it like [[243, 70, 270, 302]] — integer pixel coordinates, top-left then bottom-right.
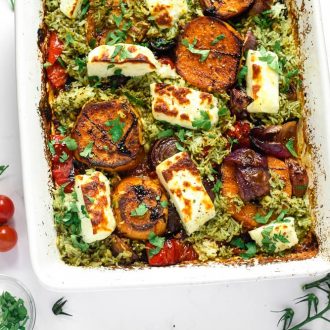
[[0, 225, 17, 252], [47, 62, 68, 89], [0, 195, 15, 224]]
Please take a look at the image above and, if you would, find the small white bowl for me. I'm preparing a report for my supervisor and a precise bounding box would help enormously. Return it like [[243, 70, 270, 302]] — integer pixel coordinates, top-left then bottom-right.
[[0, 275, 36, 329]]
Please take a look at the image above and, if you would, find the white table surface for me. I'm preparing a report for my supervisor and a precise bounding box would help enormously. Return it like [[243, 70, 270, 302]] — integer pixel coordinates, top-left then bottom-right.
[[0, 1, 330, 329]]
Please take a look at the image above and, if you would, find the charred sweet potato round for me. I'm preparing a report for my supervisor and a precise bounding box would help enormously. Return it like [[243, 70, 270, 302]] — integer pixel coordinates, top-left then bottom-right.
[[72, 100, 144, 172], [112, 176, 168, 240], [201, 0, 255, 20], [176, 16, 243, 92]]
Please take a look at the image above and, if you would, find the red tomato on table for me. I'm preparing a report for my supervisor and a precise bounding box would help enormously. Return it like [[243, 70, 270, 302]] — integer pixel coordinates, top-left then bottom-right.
[[0, 225, 17, 252], [0, 195, 15, 224]]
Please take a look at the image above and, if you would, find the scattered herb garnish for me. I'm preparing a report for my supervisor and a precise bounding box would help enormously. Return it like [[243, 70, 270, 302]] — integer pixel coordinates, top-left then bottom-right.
[[43, 62, 52, 68], [48, 140, 56, 156], [285, 138, 298, 157], [218, 106, 229, 117], [65, 33, 74, 45], [88, 76, 101, 88], [112, 14, 123, 28], [231, 238, 257, 259], [274, 273, 330, 330], [175, 142, 185, 152], [0, 291, 28, 328], [62, 137, 77, 151], [57, 56, 66, 68], [79, 142, 94, 158], [229, 137, 238, 148], [106, 21, 132, 45], [105, 117, 125, 143], [123, 92, 145, 107], [75, 57, 87, 73], [86, 195, 95, 204], [59, 152, 69, 163], [253, 9, 273, 29], [148, 231, 165, 257], [52, 297, 72, 316], [254, 210, 274, 224], [160, 200, 168, 208], [211, 34, 225, 46], [0, 165, 9, 177], [58, 126, 67, 135], [158, 129, 174, 139], [259, 48, 280, 73], [212, 180, 222, 194], [79, 0, 90, 19], [237, 65, 247, 86], [110, 45, 132, 61], [182, 38, 210, 62], [131, 203, 148, 217], [192, 111, 212, 131], [71, 234, 89, 252], [276, 210, 289, 222], [176, 129, 186, 142]]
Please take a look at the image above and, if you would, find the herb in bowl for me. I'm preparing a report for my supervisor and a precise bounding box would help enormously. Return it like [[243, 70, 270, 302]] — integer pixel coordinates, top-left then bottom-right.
[[0, 291, 28, 329]]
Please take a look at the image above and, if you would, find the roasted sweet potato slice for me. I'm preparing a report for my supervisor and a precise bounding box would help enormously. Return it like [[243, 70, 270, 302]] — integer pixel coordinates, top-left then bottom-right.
[[72, 100, 144, 172], [201, 0, 255, 20], [112, 176, 168, 240], [176, 16, 243, 92], [221, 157, 292, 230]]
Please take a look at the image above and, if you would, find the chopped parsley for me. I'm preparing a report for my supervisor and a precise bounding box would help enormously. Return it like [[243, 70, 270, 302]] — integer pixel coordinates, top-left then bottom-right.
[[62, 137, 77, 151], [212, 180, 222, 194], [0, 165, 9, 177], [285, 138, 298, 157], [254, 210, 274, 224], [65, 33, 74, 45], [59, 152, 69, 163], [57, 56, 66, 68], [86, 195, 95, 204], [112, 14, 123, 28], [240, 242, 257, 259], [176, 129, 186, 142], [71, 235, 89, 252], [105, 117, 125, 143], [106, 22, 132, 45], [131, 203, 148, 217], [275, 210, 289, 222], [58, 126, 67, 135], [182, 38, 210, 62], [75, 57, 87, 73], [175, 142, 185, 152], [237, 65, 247, 86], [218, 106, 229, 117], [258, 48, 280, 73], [160, 200, 168, 208], [158, 129, 174, 139], [211, 34, 225, 46], [231, 237, 246, 249], [79, 142, 94, 158], [148, 231, 165, 257], [123, 92, 145, 107], [48, 140, 56, 156], [0, 291, 28, 328], [79, 0, 90, 20], [192, 111, 212, 131]]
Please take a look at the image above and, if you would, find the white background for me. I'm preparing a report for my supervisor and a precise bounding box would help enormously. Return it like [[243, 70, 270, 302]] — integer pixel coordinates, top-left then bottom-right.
[[0, 1, 330, 329]]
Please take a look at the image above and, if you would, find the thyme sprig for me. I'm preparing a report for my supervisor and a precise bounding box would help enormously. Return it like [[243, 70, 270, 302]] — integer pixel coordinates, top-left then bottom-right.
[[275, 273, 330, 329], [0, 165, 9, 177], [52, 297, 72, 317]]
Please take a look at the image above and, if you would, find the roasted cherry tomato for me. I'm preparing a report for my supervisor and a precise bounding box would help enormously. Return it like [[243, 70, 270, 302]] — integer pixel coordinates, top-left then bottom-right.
[[0, 195, 15, 224], [50, 135, 74, 192], [147, 239, 198, 266], [47, 32, 64, 65], [47, 62, 68, 89], [227, 121, 251, 150], [0, 225, 18, 252], [158, 57, 175, 70]]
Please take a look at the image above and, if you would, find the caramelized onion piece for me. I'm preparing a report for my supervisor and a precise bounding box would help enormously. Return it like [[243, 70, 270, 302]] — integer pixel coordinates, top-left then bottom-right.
[[229, 88, 253, 119], [243, 30, 258, 53], [166, 204, 184, 235], [248, 0, 273, 16], [149, 137, 179, 170], [225, 148, 267, 168], [236, 166, 270, 202], [286, 158, 309, 197], [110, 234, 138, 264]]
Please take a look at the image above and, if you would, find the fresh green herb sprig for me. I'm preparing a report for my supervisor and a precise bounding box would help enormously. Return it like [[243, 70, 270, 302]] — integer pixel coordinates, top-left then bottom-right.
[[275, 273, 330, 330], [52, 297, 72, 317], [105, 117, 125, 143], [148, 232, 165, 257], [130, 203, 148, 217], [0, 291, 28, 329], [286, 138, 298, 157], [182, 38, 210, 62], [0, 165, 9, 177], [231, 238, 257, 259], [192, 111, 212, 131]]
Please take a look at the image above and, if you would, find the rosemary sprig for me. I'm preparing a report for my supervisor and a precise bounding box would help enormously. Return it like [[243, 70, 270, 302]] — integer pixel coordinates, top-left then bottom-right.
[[0, 165, 9, 177], [52, 297, 72, 316], [275, 273, 330, 329]]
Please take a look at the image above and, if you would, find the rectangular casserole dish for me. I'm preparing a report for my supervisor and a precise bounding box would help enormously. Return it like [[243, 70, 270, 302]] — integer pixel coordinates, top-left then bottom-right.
[[16, 0, 330, 291]]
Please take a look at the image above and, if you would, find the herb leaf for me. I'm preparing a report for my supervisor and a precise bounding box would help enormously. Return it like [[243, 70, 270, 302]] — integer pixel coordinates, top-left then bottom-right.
[[285, 138, 298, 157], [0, 165, 9, 177], [131, 203, 148, 217], [71, 235, 89, 252], [105, 117, 125, 143], [175, 142, 185, 152], [212, 180, 222, 194], [160, 200, 168, 208], [79, 142, 94, 158], [182, 38, 210, 62], [158, 129, 174, 139], [63, 137, 77, 151], [59, 152, 69, 163], [192, 111, 212, 131], [254, 210, 274, 224], [211, 34, 225, 46], [237, 65, 248, 86], [231, 237, 245, 249], [148, 231, 165, 257], [240, 242, 257, 259], [52, 297, 72, 317]]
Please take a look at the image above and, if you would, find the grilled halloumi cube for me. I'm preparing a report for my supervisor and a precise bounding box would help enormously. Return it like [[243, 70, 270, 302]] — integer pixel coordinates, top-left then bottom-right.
[[60, 0, 84, 19], [150, 83, 219, 130], [246, 50, 279, 114], [249, 217, 298, 253], [75, 171, 116, 243], [156, 152, 216, 235], [87, 44, 158, 78], [145, 0, 188, 29]]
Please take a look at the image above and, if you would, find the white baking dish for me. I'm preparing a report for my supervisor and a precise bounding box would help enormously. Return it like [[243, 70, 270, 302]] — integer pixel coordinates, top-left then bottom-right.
[[15, 0, 330, 291]]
